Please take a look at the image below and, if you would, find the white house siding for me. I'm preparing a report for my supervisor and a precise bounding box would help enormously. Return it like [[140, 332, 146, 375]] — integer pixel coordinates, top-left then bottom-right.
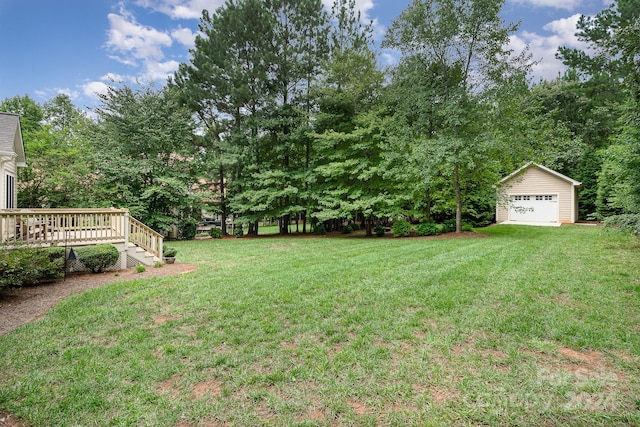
[[0, 162, 4, 209], [1, 157, 18, 209], [0, 113, 25, 209], [5, 162, 17, 209], [496, 166, 577, 224]]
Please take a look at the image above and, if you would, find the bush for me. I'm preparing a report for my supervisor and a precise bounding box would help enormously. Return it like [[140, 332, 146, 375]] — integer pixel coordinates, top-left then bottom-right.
[[374, 224, 385, 237], [416, 222, 440, 236], [350, 223, 360, 231], [342, 225, 353, 234], [163, 246, 177, 257], [234, 225, 244, 238], [0, 246, 65, 288], [602, 214, 640, 239], [462, 222, 474, 232], [75, 244, 119, 273], [178, 217, 198, 240], [209, 227, 223, 239], [442, 219, 456, 233], [392, 220, 411, 238], [135, 264, 146, 273], [313, 223, 326, 235]]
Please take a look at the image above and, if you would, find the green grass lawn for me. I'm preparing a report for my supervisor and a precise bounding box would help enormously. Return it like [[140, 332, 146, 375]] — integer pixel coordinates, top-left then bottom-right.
[[1, 225, 639, 426]]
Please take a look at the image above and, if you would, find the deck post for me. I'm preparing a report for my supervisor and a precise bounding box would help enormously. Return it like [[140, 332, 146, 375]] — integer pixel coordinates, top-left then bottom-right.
[[121, 210, 130, 270]]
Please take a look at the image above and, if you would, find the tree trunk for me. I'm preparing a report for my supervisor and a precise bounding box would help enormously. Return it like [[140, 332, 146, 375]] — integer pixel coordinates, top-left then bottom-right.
[[365, 216, 373, 237], [219, 164, 228, 236], [454, 162, 462, 233], [425, 186, 432, 222], [279, 214, 290, 234], [302, 211, 307, 234]]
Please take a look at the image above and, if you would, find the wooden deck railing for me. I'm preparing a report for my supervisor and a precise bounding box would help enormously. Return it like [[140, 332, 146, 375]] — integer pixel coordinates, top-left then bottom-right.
[[0, 208, 163, 259], [129, 216, 163, 260]]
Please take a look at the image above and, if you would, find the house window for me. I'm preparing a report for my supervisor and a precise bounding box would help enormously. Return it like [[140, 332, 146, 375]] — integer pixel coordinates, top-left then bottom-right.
[[535, 195, 543, 201], [6, 174, 15, 208], [523, 195, 531, 201], [544, 195, 553, 201]]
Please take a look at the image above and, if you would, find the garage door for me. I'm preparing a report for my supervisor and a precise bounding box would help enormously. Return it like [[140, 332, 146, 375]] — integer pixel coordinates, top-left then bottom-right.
[[509, 194, 558, 223]]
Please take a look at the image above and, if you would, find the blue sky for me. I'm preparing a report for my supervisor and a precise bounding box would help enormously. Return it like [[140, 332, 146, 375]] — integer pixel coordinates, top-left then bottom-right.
[[0, 0, 608, 112]]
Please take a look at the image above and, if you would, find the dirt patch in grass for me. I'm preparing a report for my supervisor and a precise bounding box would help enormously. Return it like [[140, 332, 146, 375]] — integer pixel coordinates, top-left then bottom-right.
[[192, 379, 223, 401], [347, 399, 374, 415], [154, 314, 183, 325], [430, 388, 461, 404], [558, 347, 606, 367], [0, 263, 197, 336], [0, 412, 28, 427], [157, 374, 183, 399]]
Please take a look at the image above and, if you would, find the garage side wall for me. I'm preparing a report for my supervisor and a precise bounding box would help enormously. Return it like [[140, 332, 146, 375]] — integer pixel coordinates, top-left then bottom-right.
[[496, 166, 575, 223]]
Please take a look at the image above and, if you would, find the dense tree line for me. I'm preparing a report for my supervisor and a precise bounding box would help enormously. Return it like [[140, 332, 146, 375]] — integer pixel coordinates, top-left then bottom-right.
[[1, 0, 638, 236]]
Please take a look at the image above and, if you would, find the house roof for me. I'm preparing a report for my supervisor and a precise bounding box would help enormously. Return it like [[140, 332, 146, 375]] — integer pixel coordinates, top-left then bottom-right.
[[497, 162, 582, 187], [0, 112, 26, 167]]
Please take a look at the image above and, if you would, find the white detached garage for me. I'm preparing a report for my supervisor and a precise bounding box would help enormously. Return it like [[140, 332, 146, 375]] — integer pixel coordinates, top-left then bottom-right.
[[495, 162, 581, 226]]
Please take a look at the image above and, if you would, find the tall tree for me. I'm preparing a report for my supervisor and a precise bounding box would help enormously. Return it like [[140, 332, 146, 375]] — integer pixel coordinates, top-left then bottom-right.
[[309, 0, 386, 234], [174, 0, 329, 235], [557, 0, 640, 96], [557, 0, 640, 217], [1, 95, 95, 208], [383, 0, 530, 232], [90, 84, 200, 234], [240, 0, 329, 234], [172, 0, 274, 235]]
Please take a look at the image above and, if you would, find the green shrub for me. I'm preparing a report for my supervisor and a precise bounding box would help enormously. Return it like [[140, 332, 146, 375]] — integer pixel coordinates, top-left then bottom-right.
[[416, 222, 440, 236], [0, 246, 65, 288], [313, 223, 326, 235], [342, 225, 353, 234], [178, 217, 198, 240], [603, 214, 640, 239], [75, 244, 119, 273], [392, 220, 411, 238], [209, 227, 223, 239], [135, 264, 146, 273], [462, 222, 474, 232], [234, 225, 244, 238], [374, 224, 385, 237], [442, 219, 456, 233], [439, 220, 473, 233], [163, 246, 177, 257], [350, 223, 360, 231]]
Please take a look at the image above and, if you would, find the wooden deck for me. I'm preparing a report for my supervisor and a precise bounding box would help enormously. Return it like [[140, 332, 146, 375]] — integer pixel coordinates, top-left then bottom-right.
[[0, 208, 163, 259]]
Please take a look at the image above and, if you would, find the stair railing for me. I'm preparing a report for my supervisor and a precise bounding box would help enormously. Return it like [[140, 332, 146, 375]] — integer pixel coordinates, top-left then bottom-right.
[[128, 214, 163, 260]]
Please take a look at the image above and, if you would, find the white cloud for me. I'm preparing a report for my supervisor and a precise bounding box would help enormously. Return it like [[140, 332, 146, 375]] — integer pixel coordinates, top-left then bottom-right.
[[509, 14, 591, 81], [143, 60, 181, 81], [102, 73, 126, 84], [322, 0, 385, 40], [134, 0, 225, 20], [103, 6, 187, 90], [171, 27, 197, 49], [33, 88, 80, 102], [509, 0, 583, 11], [106, 6, 173, 65], [82, 81, 111, 99], [379, 50, 399, 67]]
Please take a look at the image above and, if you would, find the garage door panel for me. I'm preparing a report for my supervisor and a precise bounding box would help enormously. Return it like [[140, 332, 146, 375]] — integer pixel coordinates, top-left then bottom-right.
[[509, 195, 557, 223]]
